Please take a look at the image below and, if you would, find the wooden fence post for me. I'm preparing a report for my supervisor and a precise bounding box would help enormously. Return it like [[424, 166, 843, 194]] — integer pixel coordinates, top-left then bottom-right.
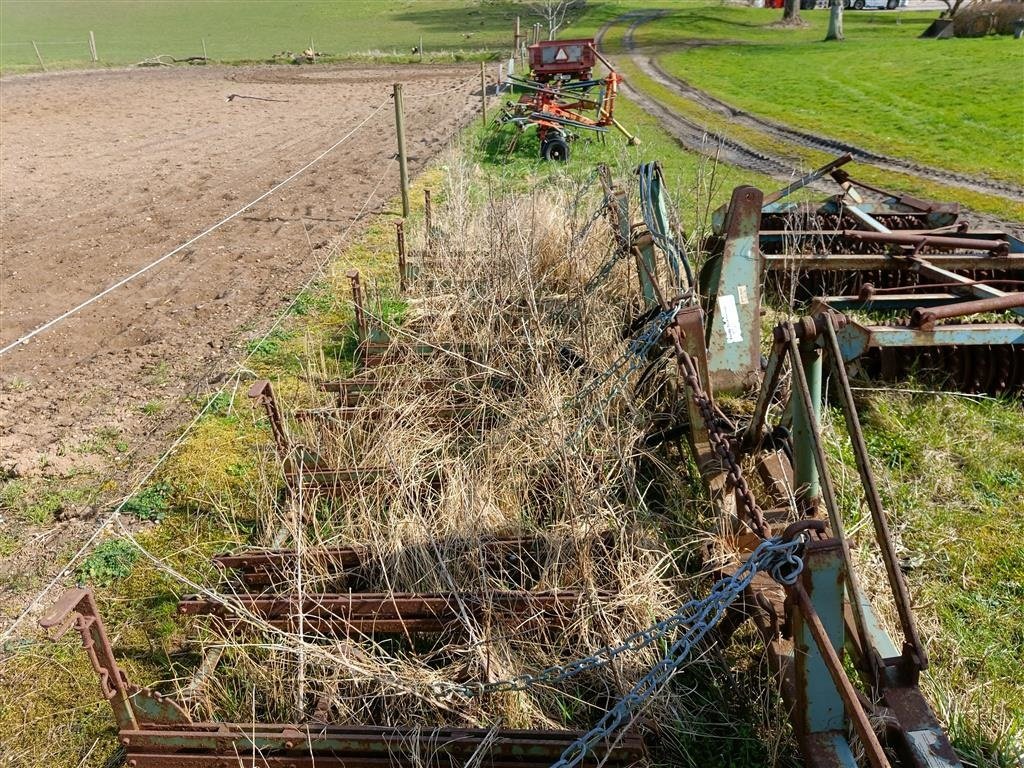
[[480, 62, 487, 126], [32, 41, 46, 71], [393, 82, 410, 218]]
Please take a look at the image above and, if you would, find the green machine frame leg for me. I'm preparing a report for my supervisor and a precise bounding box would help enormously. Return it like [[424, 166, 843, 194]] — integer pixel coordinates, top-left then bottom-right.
[[702, 186, 764, 394], [792, 538, 860, 768], [791, 342, 823, 511]]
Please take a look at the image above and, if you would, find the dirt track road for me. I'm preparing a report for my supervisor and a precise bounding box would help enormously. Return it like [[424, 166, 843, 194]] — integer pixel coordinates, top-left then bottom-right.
[[600, 10, 1024, 212]]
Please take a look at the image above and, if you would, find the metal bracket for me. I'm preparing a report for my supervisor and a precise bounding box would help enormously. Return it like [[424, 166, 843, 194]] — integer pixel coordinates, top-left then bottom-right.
[[704, 185, 764, 394], [39, 588, 191, 731]]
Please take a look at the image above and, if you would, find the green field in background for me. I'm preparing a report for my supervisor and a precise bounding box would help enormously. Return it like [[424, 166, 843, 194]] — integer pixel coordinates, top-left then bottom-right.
[[0, 0, 527, 70], [639, 6, 1024, 184]]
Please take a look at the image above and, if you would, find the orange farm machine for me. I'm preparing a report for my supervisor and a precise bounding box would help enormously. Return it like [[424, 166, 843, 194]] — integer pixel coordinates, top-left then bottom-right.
[[496, 38, 639, 162]]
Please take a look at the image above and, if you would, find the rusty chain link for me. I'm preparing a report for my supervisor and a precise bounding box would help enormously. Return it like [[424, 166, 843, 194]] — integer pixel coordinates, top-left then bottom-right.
[[672, 333, 771, 539]]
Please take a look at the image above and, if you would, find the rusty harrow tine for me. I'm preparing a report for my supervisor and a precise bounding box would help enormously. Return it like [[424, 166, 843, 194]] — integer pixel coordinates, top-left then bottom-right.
[[213, 534, 570, 589], [121, 726, 645, 767], [178, 590, 610, 635]]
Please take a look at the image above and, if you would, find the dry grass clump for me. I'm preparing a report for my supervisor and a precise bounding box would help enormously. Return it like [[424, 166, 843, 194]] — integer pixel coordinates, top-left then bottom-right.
[[172, 155, 703, 748]]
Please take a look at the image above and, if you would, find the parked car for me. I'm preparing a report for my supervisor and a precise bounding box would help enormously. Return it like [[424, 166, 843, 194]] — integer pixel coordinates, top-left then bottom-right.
[[845, 0, 906, 9]]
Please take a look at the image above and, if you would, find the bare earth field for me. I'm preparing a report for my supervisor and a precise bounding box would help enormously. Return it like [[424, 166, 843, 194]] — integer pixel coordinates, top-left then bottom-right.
[[0, 62, 477, 626]]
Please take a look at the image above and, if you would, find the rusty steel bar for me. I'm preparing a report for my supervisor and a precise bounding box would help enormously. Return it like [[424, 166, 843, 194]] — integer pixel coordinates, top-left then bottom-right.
[[248, 380, 290, 461], [790, 582, 892, 768], [424, 188, 433, 241], [841, 229, 1009, 254], [764, 253, 1021, 270], [119, 724, 645, 767], [347, 269, 366, 343], [39, 588, 140, 732], [293, 402, 488, 425], [178, 590, 602, 633], [823, 314, 927, 671], [911, 292, 1024, 330], [214, 535, 563, 588]]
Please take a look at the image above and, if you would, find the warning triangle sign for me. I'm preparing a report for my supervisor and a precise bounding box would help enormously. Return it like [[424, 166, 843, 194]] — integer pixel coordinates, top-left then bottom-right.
[[554, 47, 568, 61]]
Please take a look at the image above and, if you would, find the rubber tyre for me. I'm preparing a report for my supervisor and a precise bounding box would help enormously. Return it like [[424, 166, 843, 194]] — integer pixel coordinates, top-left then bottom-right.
[[886, 0, 898, 9], [853, 0, 865, 9], [542, 135, 570, 163]]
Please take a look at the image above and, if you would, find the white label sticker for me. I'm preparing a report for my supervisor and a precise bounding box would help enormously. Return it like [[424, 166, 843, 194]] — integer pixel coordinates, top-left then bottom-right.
[[718, 294, 743, 344], [737, 285, 749, 305]]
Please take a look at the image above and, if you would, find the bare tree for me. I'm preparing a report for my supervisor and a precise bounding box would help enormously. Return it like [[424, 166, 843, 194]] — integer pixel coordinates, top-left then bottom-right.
[[938, 0, 972, 16], [825, 0, 844, 40], [782, 0, 803, 23], [530, 0, 576, 40]]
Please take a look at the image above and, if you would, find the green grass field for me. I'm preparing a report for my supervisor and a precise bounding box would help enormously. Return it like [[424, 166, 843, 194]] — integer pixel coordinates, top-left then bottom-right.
[[637, 6, 1024, 186], [0, 0, 525, 70]]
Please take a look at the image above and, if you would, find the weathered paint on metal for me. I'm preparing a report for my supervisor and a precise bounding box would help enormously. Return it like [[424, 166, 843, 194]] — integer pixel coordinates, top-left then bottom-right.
[[791, 344, 822, 509], [705, 185, 764, 394], [835, 320, 1024, 361], [794, 541, 848, 735]]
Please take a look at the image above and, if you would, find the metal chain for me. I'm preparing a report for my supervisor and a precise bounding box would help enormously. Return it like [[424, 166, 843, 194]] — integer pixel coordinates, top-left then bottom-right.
[[548, 244, 624, 326], [568, 202, 609, 250], [675, 347, 771, 539], [565, 306, 679, 443], [431, 535, 804, 701], [547, 537, 804, 768]]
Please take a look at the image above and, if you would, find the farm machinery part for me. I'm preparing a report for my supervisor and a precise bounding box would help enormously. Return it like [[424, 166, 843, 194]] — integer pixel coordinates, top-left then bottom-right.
[[700, 154, 1024, 395], [40, 587, 646, 768], [38, 164, 1016, 768], [42, 263, 655, 765], [496, 38, 638, 161], [565, 161, 1015, 765]]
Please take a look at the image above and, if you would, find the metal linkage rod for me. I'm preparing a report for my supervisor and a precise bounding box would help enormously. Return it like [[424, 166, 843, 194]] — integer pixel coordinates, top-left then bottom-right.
[[910, 291, 1024, 329], [782, 323, 872, 659], [790, 582, 891, 768], [822, 313, 927, 670]]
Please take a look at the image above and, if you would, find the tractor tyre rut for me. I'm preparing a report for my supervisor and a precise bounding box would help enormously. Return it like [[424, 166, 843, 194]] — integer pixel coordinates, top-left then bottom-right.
[[599, 10, 1024, 213]]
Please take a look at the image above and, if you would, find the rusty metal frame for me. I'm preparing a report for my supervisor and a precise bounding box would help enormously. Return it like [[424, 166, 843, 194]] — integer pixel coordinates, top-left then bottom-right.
[[41, 587, 643, 766]]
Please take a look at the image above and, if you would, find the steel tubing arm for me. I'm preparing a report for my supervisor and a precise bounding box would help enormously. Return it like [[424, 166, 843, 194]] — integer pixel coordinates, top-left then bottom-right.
[[822, 314, 928, 670], [785, 327, 872, 660], [763, 153, 852, 206], [790, 583, 892, 768], [911, 292, 1024, 329], [742, 340, 785, 451], [841, 230, 1009, 254]]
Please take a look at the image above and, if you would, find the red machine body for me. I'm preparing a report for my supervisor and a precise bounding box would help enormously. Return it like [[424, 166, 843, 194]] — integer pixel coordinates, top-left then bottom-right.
[[527, 38, 596, 82]]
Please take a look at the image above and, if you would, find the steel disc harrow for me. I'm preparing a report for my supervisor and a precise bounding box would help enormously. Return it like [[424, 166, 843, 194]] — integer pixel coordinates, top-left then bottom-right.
[[40, 159, 1020, 768]]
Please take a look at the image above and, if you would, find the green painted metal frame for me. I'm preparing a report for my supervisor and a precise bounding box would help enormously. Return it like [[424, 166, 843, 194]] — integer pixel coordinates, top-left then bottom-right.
[[791, 538, 860, 768], [702, 185, 765, 394]]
